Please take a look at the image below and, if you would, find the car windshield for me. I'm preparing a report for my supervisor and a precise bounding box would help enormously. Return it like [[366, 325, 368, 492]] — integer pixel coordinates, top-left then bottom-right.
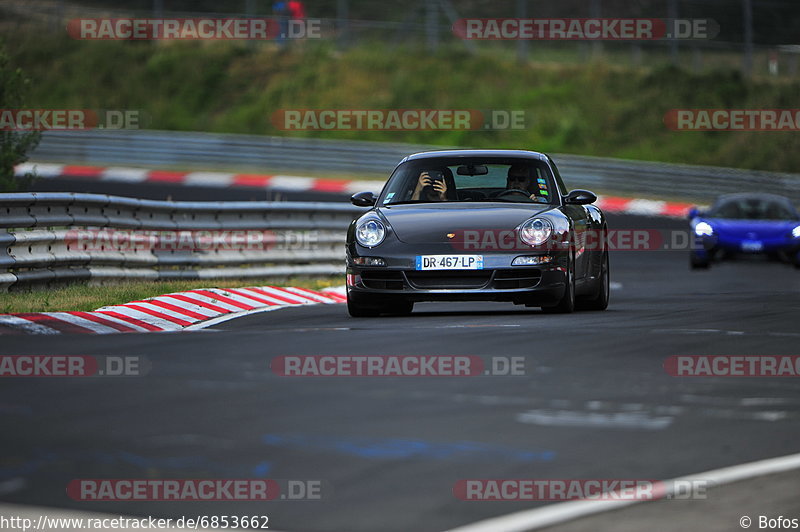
[[709, 197, 798, 220], [380, 157, 557, 205]]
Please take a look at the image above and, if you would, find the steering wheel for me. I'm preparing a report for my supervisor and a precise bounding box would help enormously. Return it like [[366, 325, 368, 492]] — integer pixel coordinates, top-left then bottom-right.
[[496, 188, 530, 198]]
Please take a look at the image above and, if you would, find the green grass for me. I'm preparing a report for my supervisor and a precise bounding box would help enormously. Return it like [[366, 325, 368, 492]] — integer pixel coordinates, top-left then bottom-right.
[[5, 26, 800, 173], [1, 277, 344, 313]]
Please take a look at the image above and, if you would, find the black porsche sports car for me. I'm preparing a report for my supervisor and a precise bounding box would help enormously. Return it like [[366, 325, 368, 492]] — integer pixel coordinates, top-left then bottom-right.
[[345, 150, 609, 316]]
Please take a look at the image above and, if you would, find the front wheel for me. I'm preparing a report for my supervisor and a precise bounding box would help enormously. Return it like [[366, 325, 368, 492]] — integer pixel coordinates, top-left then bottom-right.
[[577, 251, 609, 311], [542, 255, 575, 314], [347, 293, 380, 317], [690, 251, 710, 270]]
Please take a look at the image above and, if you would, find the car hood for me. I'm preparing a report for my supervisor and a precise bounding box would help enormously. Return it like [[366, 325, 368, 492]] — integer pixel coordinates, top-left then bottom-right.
[[379, 203, 556, 244], [704, 218, 798, 239]]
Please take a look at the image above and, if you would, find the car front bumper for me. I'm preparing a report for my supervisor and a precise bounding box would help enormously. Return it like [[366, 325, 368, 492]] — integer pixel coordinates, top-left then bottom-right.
[[346, 248, 569, 305], [694, 234, 800, 257]]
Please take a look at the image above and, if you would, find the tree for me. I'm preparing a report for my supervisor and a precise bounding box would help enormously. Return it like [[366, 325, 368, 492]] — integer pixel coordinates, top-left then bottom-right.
[[0, 42, 41, 192]]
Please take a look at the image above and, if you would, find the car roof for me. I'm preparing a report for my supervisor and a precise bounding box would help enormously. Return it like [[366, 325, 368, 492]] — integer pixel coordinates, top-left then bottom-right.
[[713, 193, 794, 206], [401, 149, 549, 162]]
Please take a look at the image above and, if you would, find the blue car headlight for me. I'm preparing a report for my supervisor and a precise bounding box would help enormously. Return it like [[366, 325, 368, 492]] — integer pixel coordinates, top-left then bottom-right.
[[694, 221, 714, 237], [355, 218, 386, 247], [792, 225, 800, 238]]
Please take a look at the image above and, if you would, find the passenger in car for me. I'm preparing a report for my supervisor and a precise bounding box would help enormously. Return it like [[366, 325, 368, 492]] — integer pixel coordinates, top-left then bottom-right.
[[411, 170, 450, 202]]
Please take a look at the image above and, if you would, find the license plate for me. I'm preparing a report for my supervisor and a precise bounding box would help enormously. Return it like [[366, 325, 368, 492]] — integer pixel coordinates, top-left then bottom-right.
[[416, 255, 484, 270], [741, 240, 763, 252]]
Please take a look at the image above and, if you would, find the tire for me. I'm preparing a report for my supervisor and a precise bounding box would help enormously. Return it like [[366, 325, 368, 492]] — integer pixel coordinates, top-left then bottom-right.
[[542, 253, 575, 314], [690, 252, 710, 270], [577, 250, 609, 311], [347, 293, 380, 317]]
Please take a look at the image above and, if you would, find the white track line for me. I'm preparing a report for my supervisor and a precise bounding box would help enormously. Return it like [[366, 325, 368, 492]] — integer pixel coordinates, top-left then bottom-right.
[[444, 451, 800, 532]]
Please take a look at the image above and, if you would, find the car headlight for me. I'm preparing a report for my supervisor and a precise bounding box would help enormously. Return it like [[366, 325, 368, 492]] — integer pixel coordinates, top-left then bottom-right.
[[792, 225, 800, 238], [519, 218, 552, 246], [355, 218, 386, 247], [694, 221, 714, 237]]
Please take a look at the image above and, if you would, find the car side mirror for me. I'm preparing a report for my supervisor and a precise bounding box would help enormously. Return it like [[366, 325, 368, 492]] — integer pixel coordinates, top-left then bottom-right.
[[351, 191, 377, 207], [687, 207, 699, 219], [564, 189, 597, 205]]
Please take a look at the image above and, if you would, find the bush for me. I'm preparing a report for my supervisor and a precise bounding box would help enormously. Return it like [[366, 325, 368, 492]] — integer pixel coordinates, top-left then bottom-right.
[[0, 41, 40, 192]]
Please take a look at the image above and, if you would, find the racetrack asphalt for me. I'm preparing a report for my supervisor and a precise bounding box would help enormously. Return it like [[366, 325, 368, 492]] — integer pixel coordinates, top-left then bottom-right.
[[1, 213, 799, 532]]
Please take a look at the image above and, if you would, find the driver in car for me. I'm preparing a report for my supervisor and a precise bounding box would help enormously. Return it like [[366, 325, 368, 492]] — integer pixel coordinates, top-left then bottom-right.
[[506, 164, 549, 203]]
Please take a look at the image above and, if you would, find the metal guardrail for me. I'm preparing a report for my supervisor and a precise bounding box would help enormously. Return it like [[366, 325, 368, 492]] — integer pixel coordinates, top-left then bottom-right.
[[0, 193, 364, 291], [30, 130, 800, 205]]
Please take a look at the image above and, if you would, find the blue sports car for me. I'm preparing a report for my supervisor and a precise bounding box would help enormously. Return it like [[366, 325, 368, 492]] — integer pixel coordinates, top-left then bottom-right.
[[689, 193, 800, 269]]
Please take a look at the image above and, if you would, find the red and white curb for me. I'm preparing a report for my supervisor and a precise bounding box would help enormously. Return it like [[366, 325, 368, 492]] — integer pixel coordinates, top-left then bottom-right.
[[594, 196, 695, 218], [0, 285, 347, 335], [14, 163, 385, 196], [15, 163, 695, 217]]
